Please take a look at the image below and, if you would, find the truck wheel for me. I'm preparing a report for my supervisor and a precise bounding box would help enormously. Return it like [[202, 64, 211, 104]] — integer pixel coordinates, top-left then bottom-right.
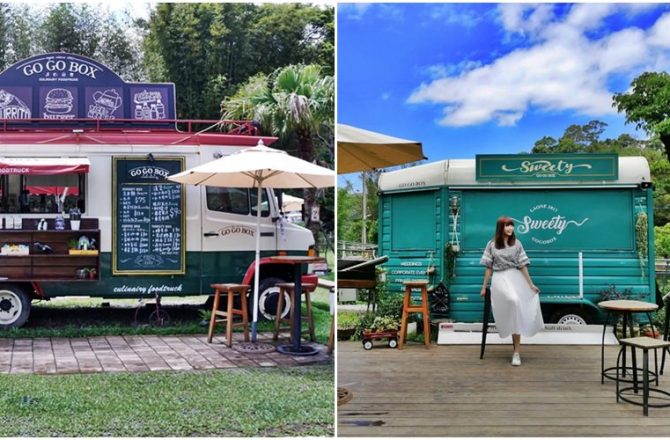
[[363, 340, 373, 350], [550, 308, 590, 325], [0, 284, 31, 329], [254, 277, 291, 321], [388, 338, 398, 349]]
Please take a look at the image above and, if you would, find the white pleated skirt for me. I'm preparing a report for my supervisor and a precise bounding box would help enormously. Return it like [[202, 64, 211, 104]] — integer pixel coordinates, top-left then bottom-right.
[[491, 268, 544, 339]]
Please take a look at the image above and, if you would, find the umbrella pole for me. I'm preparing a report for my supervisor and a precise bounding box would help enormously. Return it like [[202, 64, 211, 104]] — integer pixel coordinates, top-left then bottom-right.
[[251, 184, 263, 343]]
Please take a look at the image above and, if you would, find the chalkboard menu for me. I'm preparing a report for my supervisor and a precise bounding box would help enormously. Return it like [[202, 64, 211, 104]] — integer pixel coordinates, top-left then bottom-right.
[[112, 157, 185, 275]]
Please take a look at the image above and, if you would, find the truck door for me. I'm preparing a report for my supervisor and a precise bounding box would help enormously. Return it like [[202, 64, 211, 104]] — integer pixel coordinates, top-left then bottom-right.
[[200, 186, 277, 284]]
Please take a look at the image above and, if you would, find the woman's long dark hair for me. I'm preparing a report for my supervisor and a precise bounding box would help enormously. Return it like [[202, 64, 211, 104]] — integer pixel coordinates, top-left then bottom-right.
[[494, 216, 516, 249]]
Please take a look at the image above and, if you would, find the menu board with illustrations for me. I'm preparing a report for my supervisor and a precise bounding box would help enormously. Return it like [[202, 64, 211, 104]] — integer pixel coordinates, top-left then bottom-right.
[[0, 53, 176, 128], [112, 157, 185, 275]]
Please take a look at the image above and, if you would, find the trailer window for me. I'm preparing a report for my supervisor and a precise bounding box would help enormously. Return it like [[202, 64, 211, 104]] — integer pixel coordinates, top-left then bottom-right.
[[206, 187, 270, 217], [0, 173, 85, 213]]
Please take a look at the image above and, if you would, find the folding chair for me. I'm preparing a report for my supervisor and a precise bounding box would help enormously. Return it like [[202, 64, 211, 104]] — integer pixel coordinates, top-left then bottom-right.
[[480, 287, 492, 359]]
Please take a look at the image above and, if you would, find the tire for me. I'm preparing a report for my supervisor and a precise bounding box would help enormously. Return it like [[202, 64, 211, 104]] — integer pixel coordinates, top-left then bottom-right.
[[388, 338, 398, 349], [148, 309, 170, 327], [252, 277, 291, 321], [550, 307, 591, 325], [363, 340, 373, 350], [0, 284, 31, 329]]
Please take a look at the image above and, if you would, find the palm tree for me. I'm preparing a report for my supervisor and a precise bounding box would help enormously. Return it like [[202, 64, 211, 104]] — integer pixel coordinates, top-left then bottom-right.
[[221, 64, 334, 249]]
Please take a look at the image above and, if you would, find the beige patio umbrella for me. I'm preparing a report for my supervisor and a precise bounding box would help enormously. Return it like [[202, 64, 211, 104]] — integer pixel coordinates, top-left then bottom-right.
[[168, 140, 335, 342], [282, 194, 304, 212], [337, 124, 425, 174]]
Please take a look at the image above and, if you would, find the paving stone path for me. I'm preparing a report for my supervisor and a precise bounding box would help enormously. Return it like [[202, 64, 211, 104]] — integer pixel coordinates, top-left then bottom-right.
[[0, 332, 331, 374]]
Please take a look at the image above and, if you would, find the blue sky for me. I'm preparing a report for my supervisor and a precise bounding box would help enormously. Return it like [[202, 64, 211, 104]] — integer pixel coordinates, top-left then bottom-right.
[[338, 3, 670, 186]]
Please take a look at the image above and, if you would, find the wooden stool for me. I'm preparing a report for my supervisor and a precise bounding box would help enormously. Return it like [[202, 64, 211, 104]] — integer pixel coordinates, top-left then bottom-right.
[[273, 282, 317, 342], [616, 337, 670, 416], [399, 280, 430, 349], [207, 283, 250, 347]]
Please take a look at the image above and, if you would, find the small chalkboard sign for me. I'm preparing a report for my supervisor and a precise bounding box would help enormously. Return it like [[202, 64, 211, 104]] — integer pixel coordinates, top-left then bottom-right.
[[112, 157, 185, 275]]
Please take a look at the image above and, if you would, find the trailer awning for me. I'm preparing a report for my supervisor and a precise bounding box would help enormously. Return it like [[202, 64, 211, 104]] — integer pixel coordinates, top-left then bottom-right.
[[0, 158, 90, 175]]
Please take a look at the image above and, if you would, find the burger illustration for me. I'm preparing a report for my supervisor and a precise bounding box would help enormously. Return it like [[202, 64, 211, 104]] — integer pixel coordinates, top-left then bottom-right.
[[44, 88, 74, 114]]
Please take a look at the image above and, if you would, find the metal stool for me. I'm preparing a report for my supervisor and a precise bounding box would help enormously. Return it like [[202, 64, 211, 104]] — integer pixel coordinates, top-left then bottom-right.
[[399, 280, 430, 349], [207, 283, 250, 347], [273, 282, 317, 342], [616, 336, 670, 416], [599, 300, 658, 384]]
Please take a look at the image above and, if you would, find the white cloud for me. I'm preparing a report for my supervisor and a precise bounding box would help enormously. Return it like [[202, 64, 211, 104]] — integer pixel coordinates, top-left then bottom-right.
[[429, 4, 483, 29], [408, 5, 670, 127], [649, 12, 670, 48], [381, 92, 391, 101], [339, 3, 372, 21], [424, 60, 482, 79], [498, 4, 555, 38], [340, 3, 402, 22]]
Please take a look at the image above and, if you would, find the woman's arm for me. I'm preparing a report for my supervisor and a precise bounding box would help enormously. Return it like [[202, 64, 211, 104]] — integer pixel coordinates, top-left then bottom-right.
[[480, 267, 492, 297], [519, 265, 540, 294]]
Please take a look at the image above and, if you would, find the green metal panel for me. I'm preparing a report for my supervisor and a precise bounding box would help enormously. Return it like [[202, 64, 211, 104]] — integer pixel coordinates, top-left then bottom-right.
[[378, 183, 654, 324], [389, 190, 438, 250], [461, 189, 633, 251], [476, 154, 618, 181], [37, 250, 304, 298]]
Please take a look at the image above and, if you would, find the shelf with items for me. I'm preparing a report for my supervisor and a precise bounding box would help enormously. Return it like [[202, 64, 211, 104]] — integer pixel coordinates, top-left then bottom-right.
[[0, 218, 100, 281]]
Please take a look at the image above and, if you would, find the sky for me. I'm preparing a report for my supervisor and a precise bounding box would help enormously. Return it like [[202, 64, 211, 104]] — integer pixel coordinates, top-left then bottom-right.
[[338, 3, 670, 186]]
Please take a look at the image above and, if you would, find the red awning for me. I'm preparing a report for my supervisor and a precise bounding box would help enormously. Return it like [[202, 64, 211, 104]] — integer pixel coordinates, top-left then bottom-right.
[[0, 158, 90, 175]]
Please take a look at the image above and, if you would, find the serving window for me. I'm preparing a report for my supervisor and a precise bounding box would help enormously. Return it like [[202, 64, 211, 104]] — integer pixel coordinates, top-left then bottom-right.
[[0, 158, 89, 214]]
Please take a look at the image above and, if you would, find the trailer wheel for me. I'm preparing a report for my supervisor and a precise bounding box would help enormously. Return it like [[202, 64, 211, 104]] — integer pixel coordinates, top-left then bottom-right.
[[363, 340, 373, 350], [0, 284, 31, 329], [254, 277, 291, 321], [550, 308, 591, 325], [388, 338, 398, 349]]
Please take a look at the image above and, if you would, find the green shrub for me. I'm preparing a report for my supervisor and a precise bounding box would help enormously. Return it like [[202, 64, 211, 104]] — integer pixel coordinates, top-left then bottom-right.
[[337, 311, 362, 330]]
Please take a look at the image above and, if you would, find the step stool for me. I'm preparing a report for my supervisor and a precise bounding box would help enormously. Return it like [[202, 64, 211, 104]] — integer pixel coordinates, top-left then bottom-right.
[[399, 280, 430, 349]]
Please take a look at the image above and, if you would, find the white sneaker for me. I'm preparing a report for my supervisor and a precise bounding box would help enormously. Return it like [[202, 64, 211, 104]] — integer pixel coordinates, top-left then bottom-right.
[[511, 352, 521, 366]]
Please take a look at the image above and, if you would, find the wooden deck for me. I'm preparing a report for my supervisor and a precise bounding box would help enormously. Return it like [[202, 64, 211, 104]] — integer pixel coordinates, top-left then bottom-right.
[[338, 340, 670, 437]]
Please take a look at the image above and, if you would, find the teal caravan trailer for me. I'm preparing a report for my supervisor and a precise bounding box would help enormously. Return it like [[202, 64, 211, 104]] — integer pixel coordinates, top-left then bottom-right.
[[377, 154, 655, 324]]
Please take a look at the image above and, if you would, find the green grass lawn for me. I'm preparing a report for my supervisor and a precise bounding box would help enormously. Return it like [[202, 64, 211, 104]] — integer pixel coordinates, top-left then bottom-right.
[[0, 366, 333, 437]]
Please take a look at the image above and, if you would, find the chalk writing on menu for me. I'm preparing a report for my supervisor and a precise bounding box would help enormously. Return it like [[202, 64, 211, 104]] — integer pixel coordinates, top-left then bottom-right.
[[114, 158, 184, 274]]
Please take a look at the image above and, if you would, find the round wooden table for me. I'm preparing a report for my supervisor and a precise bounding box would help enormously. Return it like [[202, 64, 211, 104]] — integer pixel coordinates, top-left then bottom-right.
[[599, 300, 659, 384]]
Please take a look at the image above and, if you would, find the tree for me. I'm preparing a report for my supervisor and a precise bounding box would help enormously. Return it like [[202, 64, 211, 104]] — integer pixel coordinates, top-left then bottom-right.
[[144, 3, 334, 119], [337, 183, 363, 244], [0, 4, 145, 80], [613, 72, 670, 161], [0, 5, 40, 71], [530, 120, 670, 225], [221, 64, 334, 251]]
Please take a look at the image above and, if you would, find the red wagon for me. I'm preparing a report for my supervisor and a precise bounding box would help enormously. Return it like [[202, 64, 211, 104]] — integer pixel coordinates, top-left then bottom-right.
[[361, 329, 399, 350]]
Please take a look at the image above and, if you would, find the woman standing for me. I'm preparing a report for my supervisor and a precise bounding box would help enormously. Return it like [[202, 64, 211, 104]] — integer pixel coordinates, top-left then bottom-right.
[[480, 216, 543, 366]]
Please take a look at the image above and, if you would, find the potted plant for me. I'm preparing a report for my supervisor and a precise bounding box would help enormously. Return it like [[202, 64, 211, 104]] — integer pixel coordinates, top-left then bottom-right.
[[69, 207, 81, 231], [361, 315, 400, 350], [337, 311, 362, 340]]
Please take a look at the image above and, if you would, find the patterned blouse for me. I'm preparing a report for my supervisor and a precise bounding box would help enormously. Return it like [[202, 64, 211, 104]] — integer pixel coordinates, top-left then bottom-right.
[[479, 239, 530, 271]]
